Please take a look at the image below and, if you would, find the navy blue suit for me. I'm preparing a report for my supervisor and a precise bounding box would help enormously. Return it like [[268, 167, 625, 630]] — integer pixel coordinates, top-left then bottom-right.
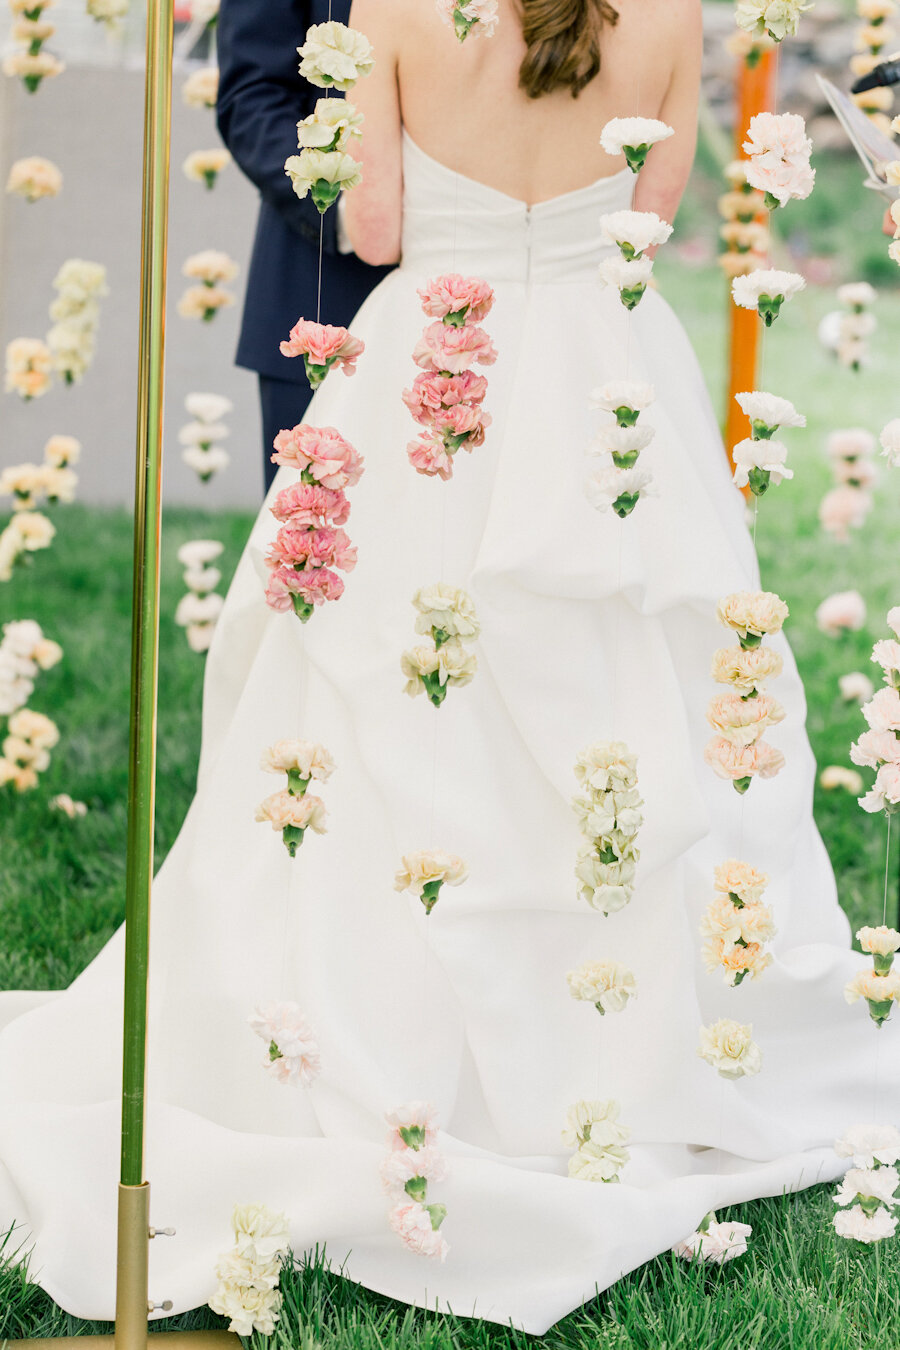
[[216, 0, 393, 490]]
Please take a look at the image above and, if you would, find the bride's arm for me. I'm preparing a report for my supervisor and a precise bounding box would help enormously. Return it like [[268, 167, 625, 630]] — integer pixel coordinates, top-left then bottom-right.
[[343, 0, 404, 266], [633, 0, 703, 230]]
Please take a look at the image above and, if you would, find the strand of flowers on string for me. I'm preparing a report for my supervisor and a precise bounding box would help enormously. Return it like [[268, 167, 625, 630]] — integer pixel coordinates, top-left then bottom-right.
[[851, 0, 898, 134], [5, 260, 108, 402], [209, 1203, 291, 1336], [174, 539, 225, 653]]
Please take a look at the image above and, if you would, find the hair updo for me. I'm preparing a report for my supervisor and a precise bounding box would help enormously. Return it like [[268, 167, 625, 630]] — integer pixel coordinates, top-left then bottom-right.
[[518, 0, 619, 100]]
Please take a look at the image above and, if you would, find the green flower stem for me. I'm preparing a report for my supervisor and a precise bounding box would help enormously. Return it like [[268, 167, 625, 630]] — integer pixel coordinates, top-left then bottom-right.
[[623, 144, 650, 173], [612, 491, 640, 519], [311, 178, 342, 214], [432, 627, 452, 650], [443, 307, 469, 328], [733, 776, 752, 795], [739, 632, 763, 650], [750, 421, 777, 440], [404, 1176, 428, 1204], [422, 671, 449, 709], [282, 824, 306, 857], [420, 879, 443, 915], [611, 450, 640, 470], [287, 769, 310, 796], [748, 467, 772, 497], [399, 1124, 427, 1150], [291, 595, 315, 623], [426, 1202, 448, 1230], [619, 285, 647, 312], [756, 294, 784, 327], [614, 407, 640, 427]]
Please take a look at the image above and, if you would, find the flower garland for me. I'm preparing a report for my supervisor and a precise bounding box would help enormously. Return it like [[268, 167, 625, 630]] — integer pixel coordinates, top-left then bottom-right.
[[208, 1204, 290, 1335], [851, 0, 897, 134], [562, 1100, 630, 1183], [819, 284, 878, 374], [49, 792, 86, 818], [742, 111, 815, 212], [717, 159, 769, 282], [572, 741, 643, 914], [180, 391, 232, 483], [383, 1102, 449, 1259], [394, 850, 467, 915], [833, 1124, 900, 1243], [85, 0, 128, 30], [597, 208, 672, 312], [731, 268, 805, 327], [4, 337, 53, 401], [285, 97, 363, 214], [701, 859, 776, 986], [566, 960, 636, 1015], [2, 0, 64, 93], [705, 592, 788, 793], [0, 619, 62, 717], [405, 276, 497, 480], [819, 429, 876, 543], [255, 739, 333, 856], [183, 148, 231, 191], [400, 583, 479, 706], [6, 155, 61, 202], [585, 380, 657, 519], [697, 1017, 762, 1079], [731, 390, 804, 496], [47, 258, 107, 386], [0, 707, 59, 794], [0, 510, 55, 582], [183, 66, 219, 110], [672, 1212, 753, 1263], [248, 1002, 322, 1085], [178, 250, 238, 323], [436, 0, 498, 41], [175, 539, 225, 653], [845, 926, 900, 1027], [734, 0, 811, 42]]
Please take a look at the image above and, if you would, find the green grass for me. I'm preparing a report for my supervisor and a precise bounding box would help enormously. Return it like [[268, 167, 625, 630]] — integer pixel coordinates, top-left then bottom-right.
[[4, 151, 900, 1346]]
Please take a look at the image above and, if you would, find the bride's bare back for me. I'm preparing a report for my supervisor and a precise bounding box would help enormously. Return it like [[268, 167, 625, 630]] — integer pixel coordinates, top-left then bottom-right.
[[345, 0, 702, 264]]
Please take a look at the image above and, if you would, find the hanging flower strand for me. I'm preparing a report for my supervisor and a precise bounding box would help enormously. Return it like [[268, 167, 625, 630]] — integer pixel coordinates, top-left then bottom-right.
[[732, 390, 805, 496], [586, 380, 656, 518], [394, 850, 468, 915], [401, 584, 479, 706], [383, 1103, 450, 1259], [832, 1123, 900, 1243], [285, 97, 364, 214], [701, 860, 776, 986], [598, 210, 673, 312], [254, 739, 334, 856], [572, 741, 643, 914], [705, 592, 788, 794]]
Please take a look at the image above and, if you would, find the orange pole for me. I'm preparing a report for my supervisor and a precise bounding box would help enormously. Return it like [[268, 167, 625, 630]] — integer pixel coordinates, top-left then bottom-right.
[[724, 47, 778, 467]]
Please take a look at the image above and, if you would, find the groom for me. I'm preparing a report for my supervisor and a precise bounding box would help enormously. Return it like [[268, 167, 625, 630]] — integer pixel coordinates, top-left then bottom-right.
[[217, 0, 393, 492]]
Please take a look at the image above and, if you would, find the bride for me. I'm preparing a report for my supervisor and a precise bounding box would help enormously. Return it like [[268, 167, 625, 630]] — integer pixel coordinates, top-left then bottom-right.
[[0, 0, 893, 1334]]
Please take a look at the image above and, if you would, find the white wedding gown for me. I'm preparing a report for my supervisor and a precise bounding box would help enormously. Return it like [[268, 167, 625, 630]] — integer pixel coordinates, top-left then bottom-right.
[[0, 134, 894, 1334]]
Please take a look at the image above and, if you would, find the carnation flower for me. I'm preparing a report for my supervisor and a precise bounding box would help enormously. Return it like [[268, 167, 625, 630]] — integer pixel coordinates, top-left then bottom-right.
[[599, 209, 673, 259], [731, 268, 806, 325], [734, 0, 811, 41], [49, 793, 87, 818], [714, 858, 769, 905], [259, 739, 335, 785], [844, 967, 900, 1024], [697, 1018, 762, 1078], [385, 1101, 440, 1152], [6, 155, 62, 201], [872, 638, 900, 687], [2, 49, 64, 90], [271, 482, 349, 529], [185, 392, 233, 423], [86, 0, 127, 26], [183, 148, 232, 189], [734, 390, 805, 437], [859, 762, 900, 816], [43, 434, 80, 469], [394, 849, 467, 913], [575, 741, 638, 793], [230, 1204, 290, 1266], [563, 1101, 630, 1182], [183, 66, 219, 108], [566, 960, 636, 1014], [182, 442, 230, 481], [5, 337, 52, 400], [742, 111, 815, 209], [279, 318, 365, 388], [177, 285, 234, 321], [704, 737, 785, 792], [412, 583, 480, 643], [265, 565, 345, 619], [407, 434, 453, 481], [851, 727, 900, 770], [285, 148, 362, 213], [401, 642, 477, 705], [673, 1216, 753, 1264], [175, 592, 224, 627], [177, 538, 223, 569], [838, 281, 878, 310], [297, 22, 375, 91], [599, 117, 675, 172], [254, 789, 328, 854], [589, 380, 655, 424], [827, 428, 875, 462], [841, 671, 875, 703], [208, 1283, 283, 1337], [833, 1204, 898, 1243], [179, 421, 229, 448], [435, 0, 499, 41], [248, 1002, 321, 1086], [716, 590, 789, 645], [182, 250, 239, 285], [597, 254, 654, 310], [819, 765, 865, 795], [816, 590, 866, 637], [412, 321, 497, 375], [266, 526, 356, 574], [879, 418, 900, 467], [706, 691, 785, 746], [403, 370, 488, 421], [585, 463, 655, 518], [183, 564, 221, 594], [711, 645, 784, 696], [731, 437, 792, 494], [380, 1146, 448, 1201], [592, 423, 655, 469], [270, 424, 363, 489], [819, 486, 871, 542], [388, 1202, 449, 1260], [417, 274, 494, 325], [836, 1123, 900, 1168], [295, 97, 363, 152]]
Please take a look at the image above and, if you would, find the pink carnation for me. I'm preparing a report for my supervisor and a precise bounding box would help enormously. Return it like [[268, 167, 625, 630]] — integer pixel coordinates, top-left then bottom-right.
[[264, 565, 344, 614], [270, 482, 350, 528], [402, 371, 489, 424], [417, 273, 495, 324], [407, 433, 454, 481], [851, 729, 900, 769], [704, 736, 785, 784], [279, 318, 365, 385], [388, 1203, 448, 1261], [271, 424, 364, 490], [818, 486, 871, 542], [412, 321, 498, 375], [434, 403, 492, 449], [266, 525, 357, 572]]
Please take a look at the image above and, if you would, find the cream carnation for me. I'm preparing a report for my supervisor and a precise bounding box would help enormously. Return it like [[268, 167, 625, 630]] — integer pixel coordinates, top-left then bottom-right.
[[254, 790, 328, 834], [585, 463, 655, 516], [177, 538, 224, 568], [840, 671, 875, 703], [589, 380, 655, 416], [296, 97, 363, 150], [673, 1217, 753, 1264], [183, 148, 232, 187], [284, 148, 362, 209], [858, 926, 900, 958], [716, 590, 789, 642], [697, 1018, 762, 1078], [879, 418, 900, 467], [394, 850, 467, 902], [711, 645, 784, 696], [574, 741, 638, 793], [597, 254, 654, 309], [820, 765, 865, 795], [259, 739, 335, 782], [732, 437, 793, 491], [734, 0, 811, 41], [836, 1123, 900, 1168], [412, 583, 480, 642], [43, 434, 80, 467], [566, 960, 637, 1014], [833, 1204, 898, 1243], [185, 392, 233, 422], [6, 156, 62, 202], [734, 390, 805, 434], [297, 22, 375, 91], [183, 66, 219, 108], [182, 250, 239, 285], [599, 209, 673, 258], [816, 590, 866, 637], [706, 691, 785, 746], [714, 858, 769, 904]]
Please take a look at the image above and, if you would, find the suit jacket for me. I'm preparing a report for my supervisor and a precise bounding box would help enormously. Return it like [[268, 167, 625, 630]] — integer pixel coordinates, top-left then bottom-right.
[[216, 0, 394, 384]]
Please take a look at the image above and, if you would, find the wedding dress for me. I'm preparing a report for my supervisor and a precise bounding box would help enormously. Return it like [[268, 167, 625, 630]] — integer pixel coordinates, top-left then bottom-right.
[[0, 133, 893, 1335]]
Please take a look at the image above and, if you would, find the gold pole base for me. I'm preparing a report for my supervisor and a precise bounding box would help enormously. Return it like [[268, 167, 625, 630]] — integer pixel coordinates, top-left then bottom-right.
[[9, 1334, 242, 1350]]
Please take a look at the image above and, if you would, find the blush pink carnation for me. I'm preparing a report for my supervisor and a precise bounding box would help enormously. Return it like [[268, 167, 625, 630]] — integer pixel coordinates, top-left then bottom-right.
[[266, 525, 357, 572], [270, 482, 350, 528], [434, 403, 492, 449], [388, 1203, 449, 1260], [704, 736, 785, 790], [265, 565, 345, 617], [270, 424, 364, 489], [408, 433, 454, 481], [412, 321, 498, 374], [417, 273, 495, 324], [402, 371, 489, 423], [279, 318, 365, 388]]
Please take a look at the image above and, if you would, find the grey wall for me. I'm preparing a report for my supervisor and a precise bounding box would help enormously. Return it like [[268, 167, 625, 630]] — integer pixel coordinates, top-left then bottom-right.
[[0, 60, 267, 509]]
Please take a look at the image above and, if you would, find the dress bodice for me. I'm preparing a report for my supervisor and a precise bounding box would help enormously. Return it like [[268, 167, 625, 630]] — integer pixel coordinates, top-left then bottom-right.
[[399, 131, 635, 285]]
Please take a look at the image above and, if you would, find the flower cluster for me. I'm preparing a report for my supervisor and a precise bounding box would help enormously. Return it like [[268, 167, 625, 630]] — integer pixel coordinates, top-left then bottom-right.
[[180, 391, 232, 483], [248, 1002, 321, 1086], [599, 117, 674, 174], [255, 739, 333, 857], [572, 741, 643, 914], [672, 1212, 752, 1264], [183, 66, 218, 109], [0, 452, 78, 515], [845, 926, 900, 1027], [394, 849, 467, 915], [598, 209, 672, 311], [841, 670, 875, 704], [0, 707, 59, 794], [705, 592, 788, 793], [0, 618, 62, 717], [183, 147, 231, 190], [724, 24, 776, 68], [701, 859, 776, 986], [816, 589, 866, 637], [697, 1017, 762, 1078], [2, 0, 64, 93], [436, 0, 498, 41], [49, 792, 87, 818], [849, 611, 900, 820], [851, 0, 897, 134], [405, 275, 496, 479], [585, 381, 656, 518], [820, 764, 864, 795], [732, 267, 805, 326], [879, 417, 900, 468], [819, 428, 876, 542], [285, 97, 363, 214], [562, 1099, 630, 1183], [48, 259, 108, 385], [383, 1103, 449, 1259], [742, 111, 815, 210], [833, 1122, 900, 1243], [86, 0, 128, 30], [732, 390, 804, 496], [0, 510, 55, 582], [820, 283, 878, 374], [279, 319, 365, 391], [717, 159, 769, 281], [6, 155, 61, 202], [178, 250, 238, 323], [734, 0, 811, 42], [566, 959, 637, 1015], [297, 21, 375, 91], [265, 424, 362, 620], [208, 1203, 289, 1335], [401, 583, 479, 706], [5, 337, 52, 400], [175, 539, 224, 652]]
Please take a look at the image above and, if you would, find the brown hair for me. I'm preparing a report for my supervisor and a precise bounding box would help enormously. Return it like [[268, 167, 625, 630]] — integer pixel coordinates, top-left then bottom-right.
[[518, 0, 619, 100]]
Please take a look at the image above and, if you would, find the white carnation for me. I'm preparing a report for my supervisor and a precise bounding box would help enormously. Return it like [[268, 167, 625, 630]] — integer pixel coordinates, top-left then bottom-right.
[[297, 22, 375, 91]]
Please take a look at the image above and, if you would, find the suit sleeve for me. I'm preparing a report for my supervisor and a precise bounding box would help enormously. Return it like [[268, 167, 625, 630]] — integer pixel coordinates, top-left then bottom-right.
[[216, 0, 338, 253]]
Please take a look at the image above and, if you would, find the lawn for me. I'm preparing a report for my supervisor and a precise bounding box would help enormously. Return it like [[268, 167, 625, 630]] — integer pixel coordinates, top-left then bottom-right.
[[2, 150, 900, 1345]]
